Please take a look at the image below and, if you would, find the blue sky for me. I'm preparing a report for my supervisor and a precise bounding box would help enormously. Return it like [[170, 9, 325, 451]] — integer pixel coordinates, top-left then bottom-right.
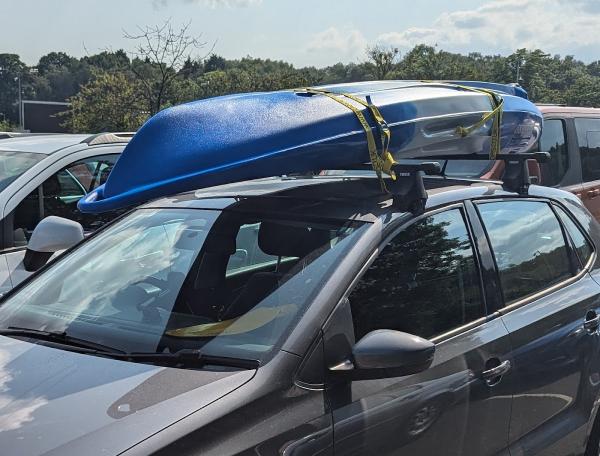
[[2, 0, 599, 67]]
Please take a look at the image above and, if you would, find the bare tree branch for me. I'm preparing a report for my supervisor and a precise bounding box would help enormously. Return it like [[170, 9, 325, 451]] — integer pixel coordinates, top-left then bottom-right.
[[124, 19, 213, 114]]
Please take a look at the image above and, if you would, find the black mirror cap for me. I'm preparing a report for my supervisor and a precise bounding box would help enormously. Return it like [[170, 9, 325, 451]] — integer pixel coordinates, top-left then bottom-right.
[[23, 249, 53, 272], [352, 329, 435, 374]]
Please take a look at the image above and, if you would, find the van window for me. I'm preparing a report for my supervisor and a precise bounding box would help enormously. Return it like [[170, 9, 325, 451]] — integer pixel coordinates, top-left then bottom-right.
[[349, 208, 484, 340], [575, 118, 600, 182], [478, 201, 572, 303], [538, 119, 568, 186]]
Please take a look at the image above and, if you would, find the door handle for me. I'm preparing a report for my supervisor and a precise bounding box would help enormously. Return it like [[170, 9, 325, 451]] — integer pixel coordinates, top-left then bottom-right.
[[584, 311, 600, 332], [482, 360, 511, 386], [587, 189, 600, 198]]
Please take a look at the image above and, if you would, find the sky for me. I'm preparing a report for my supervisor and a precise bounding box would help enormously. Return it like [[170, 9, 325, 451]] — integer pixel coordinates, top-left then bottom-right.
[[1, 0, 600, 67]]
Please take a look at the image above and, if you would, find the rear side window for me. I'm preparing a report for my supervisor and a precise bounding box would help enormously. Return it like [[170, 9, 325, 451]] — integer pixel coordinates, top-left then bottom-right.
[[537, 119, 568, 186], [555, 206, 593, 267], [575, 118, 600, 182], [478, 201, 571, 303], [349, 208, 484, 340]]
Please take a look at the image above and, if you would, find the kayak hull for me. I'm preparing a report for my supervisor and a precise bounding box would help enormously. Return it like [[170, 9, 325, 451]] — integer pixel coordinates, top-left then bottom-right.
[[79, 81, 542, 213]]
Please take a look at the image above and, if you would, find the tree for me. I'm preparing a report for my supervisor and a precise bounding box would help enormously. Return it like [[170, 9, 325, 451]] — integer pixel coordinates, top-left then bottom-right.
[[366, 45, 400, 80], [0, 54, 28, 124], [63, 72, 147, 132], [124, 20, 211, 115]]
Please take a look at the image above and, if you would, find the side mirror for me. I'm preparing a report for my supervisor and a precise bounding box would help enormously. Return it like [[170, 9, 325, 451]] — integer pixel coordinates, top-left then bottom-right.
[[23, 216, 84, 272], [330, 329, 435, 379]]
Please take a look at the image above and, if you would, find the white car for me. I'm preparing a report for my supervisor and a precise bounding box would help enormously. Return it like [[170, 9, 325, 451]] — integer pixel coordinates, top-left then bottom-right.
[[0, 132, 132, 293]]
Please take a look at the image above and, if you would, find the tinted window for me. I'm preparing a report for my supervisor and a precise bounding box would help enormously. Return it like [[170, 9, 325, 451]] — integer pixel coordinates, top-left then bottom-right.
[[555, 206, 593, 267], [478, 201, 571, 303], [575, 118, 600, 182], [11, 154, 122, 246], [538, 119, 568, 186], [350, 209, 484, 340]]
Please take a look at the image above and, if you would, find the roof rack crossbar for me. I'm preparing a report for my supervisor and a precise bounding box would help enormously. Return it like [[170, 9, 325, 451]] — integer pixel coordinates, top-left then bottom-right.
[[388, 160, 442, 215], [419, 152, 551, 194]]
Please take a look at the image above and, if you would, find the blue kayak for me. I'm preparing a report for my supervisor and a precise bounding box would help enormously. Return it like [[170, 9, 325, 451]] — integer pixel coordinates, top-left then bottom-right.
[[79, 81, 543, 213]]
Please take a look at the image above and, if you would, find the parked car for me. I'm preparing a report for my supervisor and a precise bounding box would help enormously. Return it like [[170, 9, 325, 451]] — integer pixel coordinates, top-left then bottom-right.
[[0, 169, 599, 455], [0, 132, 132, 293], [441, 105, 600, 217]]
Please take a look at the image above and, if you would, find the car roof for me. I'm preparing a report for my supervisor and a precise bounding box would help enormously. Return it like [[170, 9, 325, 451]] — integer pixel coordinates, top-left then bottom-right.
[[0, 134, 90, 154], [538, 105, 600, 116], [0, 132, 135, 155], [140, 175, 538, 225]]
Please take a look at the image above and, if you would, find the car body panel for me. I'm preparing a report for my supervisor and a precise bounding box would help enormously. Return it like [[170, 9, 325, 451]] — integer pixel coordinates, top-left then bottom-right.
[[0, 335, 255, 456]]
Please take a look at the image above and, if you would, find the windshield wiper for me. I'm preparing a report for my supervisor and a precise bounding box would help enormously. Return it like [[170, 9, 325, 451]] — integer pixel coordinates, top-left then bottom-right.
[[110, 349, 260, 370], [0, 326, 126, 354], [0, 327, 259, 370]]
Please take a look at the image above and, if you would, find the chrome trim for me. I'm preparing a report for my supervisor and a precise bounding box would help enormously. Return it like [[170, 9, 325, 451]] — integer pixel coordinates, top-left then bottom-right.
[[329, 359, 355, 372], [430, 315, 489, 344]]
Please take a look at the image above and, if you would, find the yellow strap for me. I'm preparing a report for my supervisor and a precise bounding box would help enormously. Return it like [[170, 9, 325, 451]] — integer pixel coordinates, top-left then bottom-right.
[[421, 81, 504, 159], [298, 88, 396, 191], [165, 304, 297, 338]]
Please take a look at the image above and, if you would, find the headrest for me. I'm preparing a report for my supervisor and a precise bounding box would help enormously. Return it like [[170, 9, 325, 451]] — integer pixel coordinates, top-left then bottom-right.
[[258, 221, 331, 258]]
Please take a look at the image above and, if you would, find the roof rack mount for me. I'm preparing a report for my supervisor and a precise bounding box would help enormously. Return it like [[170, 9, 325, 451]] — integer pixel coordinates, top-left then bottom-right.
[[388, 161, 442, 215]]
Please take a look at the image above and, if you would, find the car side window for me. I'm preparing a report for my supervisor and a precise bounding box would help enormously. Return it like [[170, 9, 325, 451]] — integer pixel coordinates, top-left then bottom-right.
[[555, 205, 594, 267], [478, 201, 572, 304], [349, 208, 484, 340], [575, 118, 600, 182], [537, 119, 568, 186], [11, 154, 121, 246]]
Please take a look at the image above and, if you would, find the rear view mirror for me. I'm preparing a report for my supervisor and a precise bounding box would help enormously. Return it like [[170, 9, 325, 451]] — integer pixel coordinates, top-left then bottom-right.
[[330, 329, 435, 380], [23, 216, 84, 272]]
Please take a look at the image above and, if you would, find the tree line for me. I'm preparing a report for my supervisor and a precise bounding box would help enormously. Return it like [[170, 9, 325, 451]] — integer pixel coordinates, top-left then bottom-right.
[[1, 23, 599, 133]]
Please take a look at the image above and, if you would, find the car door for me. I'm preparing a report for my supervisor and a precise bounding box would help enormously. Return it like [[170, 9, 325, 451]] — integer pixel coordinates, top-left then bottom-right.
[[575, 118, 600, 220], [325, 205, 514, 456], [475, 199, 600, 455]]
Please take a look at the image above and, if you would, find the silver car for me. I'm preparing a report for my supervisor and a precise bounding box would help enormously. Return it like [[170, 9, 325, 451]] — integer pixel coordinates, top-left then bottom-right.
[[0, 133, 131, 292]]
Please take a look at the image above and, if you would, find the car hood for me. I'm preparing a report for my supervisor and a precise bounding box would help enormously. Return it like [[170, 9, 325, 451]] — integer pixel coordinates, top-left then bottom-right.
[[0, 336, 255, 456]]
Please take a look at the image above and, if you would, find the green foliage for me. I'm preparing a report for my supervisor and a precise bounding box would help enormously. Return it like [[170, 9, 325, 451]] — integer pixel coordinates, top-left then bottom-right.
[[63, 72, 147, 133], [0, 118, 13, 131], [2, 44, 600, 133]]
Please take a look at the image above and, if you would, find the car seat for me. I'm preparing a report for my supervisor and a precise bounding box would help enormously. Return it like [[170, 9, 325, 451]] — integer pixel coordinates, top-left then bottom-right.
[[219, 221, 331, 320]]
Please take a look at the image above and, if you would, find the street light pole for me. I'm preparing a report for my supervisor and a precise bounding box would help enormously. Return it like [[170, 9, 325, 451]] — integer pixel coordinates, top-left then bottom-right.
[[17, 74, 23, 131]]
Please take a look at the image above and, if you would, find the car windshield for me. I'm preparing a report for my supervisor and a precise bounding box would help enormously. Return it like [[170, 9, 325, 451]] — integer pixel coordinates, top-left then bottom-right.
[[0, 207, 368, 365], [0, 151, 45, 192]]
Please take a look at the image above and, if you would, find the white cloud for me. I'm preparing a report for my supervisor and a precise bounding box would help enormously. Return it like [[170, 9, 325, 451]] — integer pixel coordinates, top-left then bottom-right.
[[191, 0, 262, 7], [306, 27, 367, 63], [154, 0, 262, 9], [375, 0, 600, 57]]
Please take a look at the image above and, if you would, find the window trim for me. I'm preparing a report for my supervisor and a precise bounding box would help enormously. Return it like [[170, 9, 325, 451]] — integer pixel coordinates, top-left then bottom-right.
[[342, 202, 489, 344], [472, 197, 596, 316]]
